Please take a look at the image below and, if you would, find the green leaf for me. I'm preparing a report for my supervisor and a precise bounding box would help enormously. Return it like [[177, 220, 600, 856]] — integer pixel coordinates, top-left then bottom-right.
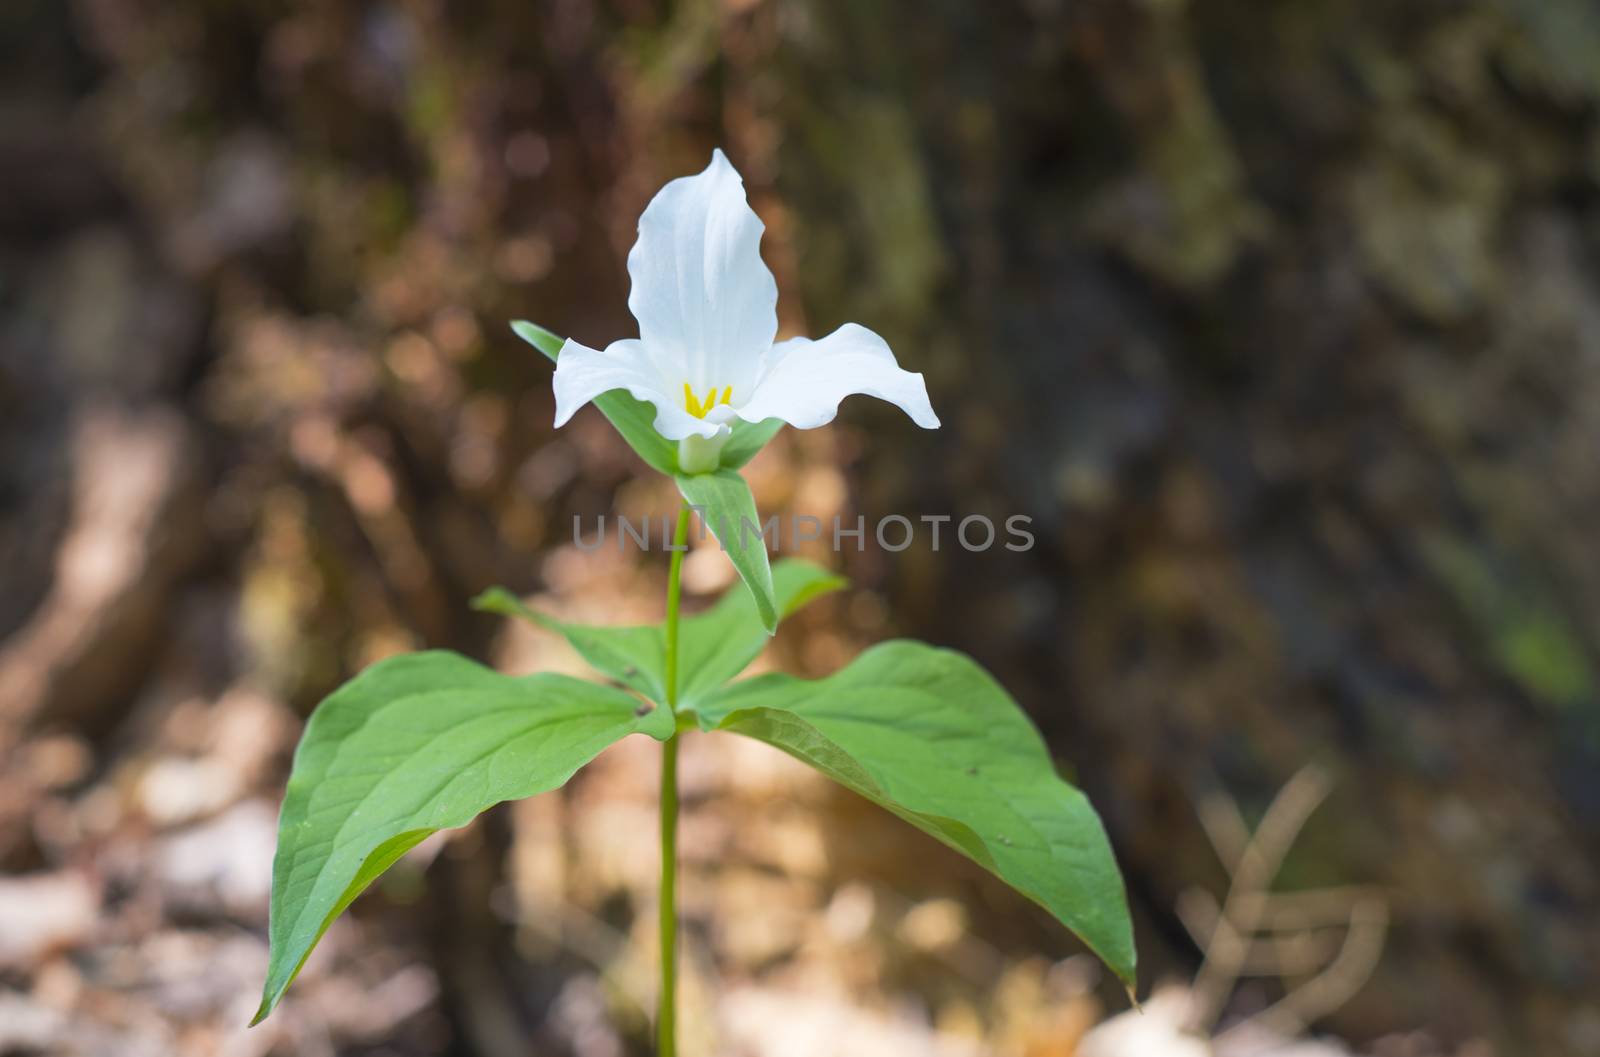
[[471, 587, 666, 702], [254, 650, 672, 1024], [695, 641, 1137, 986], [511, 320, 679, 475], [677, 560, 845, 704], [471, 559, 845, 710], [720, 417, 784, 469], [675, 469, 778, 634]]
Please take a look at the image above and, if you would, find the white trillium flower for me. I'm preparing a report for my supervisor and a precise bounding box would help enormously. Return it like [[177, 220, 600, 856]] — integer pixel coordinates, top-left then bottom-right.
[[552, 149, 940, 473]]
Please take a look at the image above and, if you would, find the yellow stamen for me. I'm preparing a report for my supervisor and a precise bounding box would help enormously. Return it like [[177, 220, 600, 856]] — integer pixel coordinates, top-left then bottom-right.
[[683, 382, 732, 419]]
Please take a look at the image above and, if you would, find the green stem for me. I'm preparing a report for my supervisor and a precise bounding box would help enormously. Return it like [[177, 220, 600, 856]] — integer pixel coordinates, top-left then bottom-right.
[[658, 503, 690, 1057], [664, 504, 689, 708], [657, 735, 679, 1055]]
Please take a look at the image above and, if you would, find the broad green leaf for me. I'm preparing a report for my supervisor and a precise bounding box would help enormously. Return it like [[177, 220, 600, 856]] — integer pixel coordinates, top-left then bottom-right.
[[676, 561, 844, 704], [676, 469, 778, 634], [254, 650, 672, 1024], [695, 641, 1137, 986], [572, 608, 668, 701], [511, 320, 679, 475], [471, 559, 844, 710], [471, 587, 666, 702], [720, 417, 784, 469]]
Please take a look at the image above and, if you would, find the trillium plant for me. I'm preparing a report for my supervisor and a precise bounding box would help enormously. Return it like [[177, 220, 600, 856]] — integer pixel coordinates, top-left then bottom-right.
[[254, 150, 1136, 1052]]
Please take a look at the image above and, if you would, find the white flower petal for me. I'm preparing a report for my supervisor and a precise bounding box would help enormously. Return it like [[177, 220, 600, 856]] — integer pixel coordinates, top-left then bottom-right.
[[651, 406, 728, 441], [552, 337, 723, 440], [551, 338, 659, 427], [626, 149, 777, 398], [736, 323, 940, 431]]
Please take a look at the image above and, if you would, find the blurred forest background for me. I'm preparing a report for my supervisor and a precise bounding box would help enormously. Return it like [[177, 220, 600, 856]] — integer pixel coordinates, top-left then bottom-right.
[[3, 0, 1600, 1055]]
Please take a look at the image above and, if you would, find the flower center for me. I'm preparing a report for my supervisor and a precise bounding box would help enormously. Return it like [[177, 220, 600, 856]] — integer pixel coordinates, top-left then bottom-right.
[[683, 383, 733, 419]]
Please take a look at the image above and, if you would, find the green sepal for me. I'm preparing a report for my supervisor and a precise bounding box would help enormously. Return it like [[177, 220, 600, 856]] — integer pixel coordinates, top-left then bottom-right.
[[512, 321, 789, 473], [512, 319, 787, 473], [720, 417, 784, 469], [511, 320, 678, 475]]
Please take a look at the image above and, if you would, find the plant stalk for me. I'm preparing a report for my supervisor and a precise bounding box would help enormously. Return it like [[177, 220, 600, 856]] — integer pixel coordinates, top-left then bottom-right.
[[657, 503, 691, 1057]]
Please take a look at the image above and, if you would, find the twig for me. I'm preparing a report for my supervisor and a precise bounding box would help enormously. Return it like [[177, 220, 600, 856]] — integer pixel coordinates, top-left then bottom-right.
[[1184, 764, 1331, 1034], [1214, 898, 1388, 1043], [1177, 888, 1344, 977]]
